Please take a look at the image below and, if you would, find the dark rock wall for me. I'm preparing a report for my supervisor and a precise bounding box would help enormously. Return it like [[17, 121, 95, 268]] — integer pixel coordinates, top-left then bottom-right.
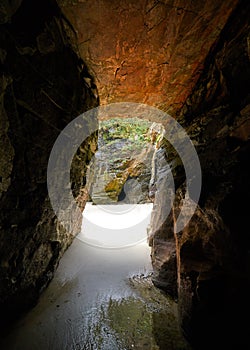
[[150, 1, 250, 347], [0, 0, 98, 324]]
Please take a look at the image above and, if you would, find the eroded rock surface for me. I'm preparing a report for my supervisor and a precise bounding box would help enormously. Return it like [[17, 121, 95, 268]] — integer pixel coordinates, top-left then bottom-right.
[[149, 1, 250, 347], [87, 121, 155, 204], [0, 0, 98, 324]]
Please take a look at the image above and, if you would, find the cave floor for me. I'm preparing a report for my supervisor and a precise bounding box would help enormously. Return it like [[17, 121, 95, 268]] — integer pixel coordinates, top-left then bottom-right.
[[0, 206, 191, 350]]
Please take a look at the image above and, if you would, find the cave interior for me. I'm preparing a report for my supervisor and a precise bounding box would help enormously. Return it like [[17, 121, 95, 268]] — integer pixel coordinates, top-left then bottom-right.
[[0, 0, 250, 348]]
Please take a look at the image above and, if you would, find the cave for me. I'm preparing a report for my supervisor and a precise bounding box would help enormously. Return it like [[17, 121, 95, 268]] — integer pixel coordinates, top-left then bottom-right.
[[0, 0, 250, 349]]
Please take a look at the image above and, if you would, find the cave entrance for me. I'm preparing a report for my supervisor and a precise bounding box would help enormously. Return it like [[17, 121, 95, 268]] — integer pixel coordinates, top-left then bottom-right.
[[77, 117, 164, 249], [1, 117, 189, 349]]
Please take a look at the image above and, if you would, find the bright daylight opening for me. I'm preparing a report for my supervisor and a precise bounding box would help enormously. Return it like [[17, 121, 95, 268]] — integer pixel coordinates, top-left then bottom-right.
[[77, 117, 165, 248], [78, 202, 153, 248]]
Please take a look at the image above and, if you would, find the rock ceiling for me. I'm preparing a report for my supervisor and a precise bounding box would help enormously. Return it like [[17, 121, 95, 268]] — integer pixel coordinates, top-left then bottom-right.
[[58, 0, 238, 115]]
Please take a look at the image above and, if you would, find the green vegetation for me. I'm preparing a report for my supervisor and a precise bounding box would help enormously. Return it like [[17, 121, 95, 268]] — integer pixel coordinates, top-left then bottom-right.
[[99, 118, 152, 146]]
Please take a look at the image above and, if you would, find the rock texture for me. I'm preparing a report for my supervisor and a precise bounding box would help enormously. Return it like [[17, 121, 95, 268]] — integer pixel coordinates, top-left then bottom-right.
[[88, 142, 154, 204], [149, 1, 250, 347], [58, 0, 238, 115], [87, 124, 155, 204], [147, 144, 178, 298], [0, 0, 98, 325]]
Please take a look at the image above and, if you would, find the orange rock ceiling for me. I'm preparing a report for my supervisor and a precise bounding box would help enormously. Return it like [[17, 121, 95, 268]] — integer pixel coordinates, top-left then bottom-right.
[[59, 0, 238, 115]]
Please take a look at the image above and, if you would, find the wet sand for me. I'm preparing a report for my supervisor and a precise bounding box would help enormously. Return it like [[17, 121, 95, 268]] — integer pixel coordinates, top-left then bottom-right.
[[0, 205, 190, 350]]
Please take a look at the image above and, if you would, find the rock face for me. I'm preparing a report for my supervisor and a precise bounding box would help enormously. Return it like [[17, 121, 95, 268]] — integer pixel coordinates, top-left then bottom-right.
[[87, 119, 155, 204], [0, 0, 98, 325], [88, 141, 154, 204], [58, 0, 238, 115], [147, 144, 178, 298], [149, 1, 250, 347]]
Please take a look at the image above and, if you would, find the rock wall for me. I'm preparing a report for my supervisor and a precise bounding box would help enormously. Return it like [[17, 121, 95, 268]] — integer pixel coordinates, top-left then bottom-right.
[[150, 1, 250, 347], [0, 0, 98, 325], [147, 141, 178, 298]]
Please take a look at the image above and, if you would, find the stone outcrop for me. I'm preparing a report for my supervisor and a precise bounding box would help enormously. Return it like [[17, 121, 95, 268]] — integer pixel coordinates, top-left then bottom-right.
[[85, 118, 156, 204], [88, 141, 154, 204], [0, 0, 98, 325]]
